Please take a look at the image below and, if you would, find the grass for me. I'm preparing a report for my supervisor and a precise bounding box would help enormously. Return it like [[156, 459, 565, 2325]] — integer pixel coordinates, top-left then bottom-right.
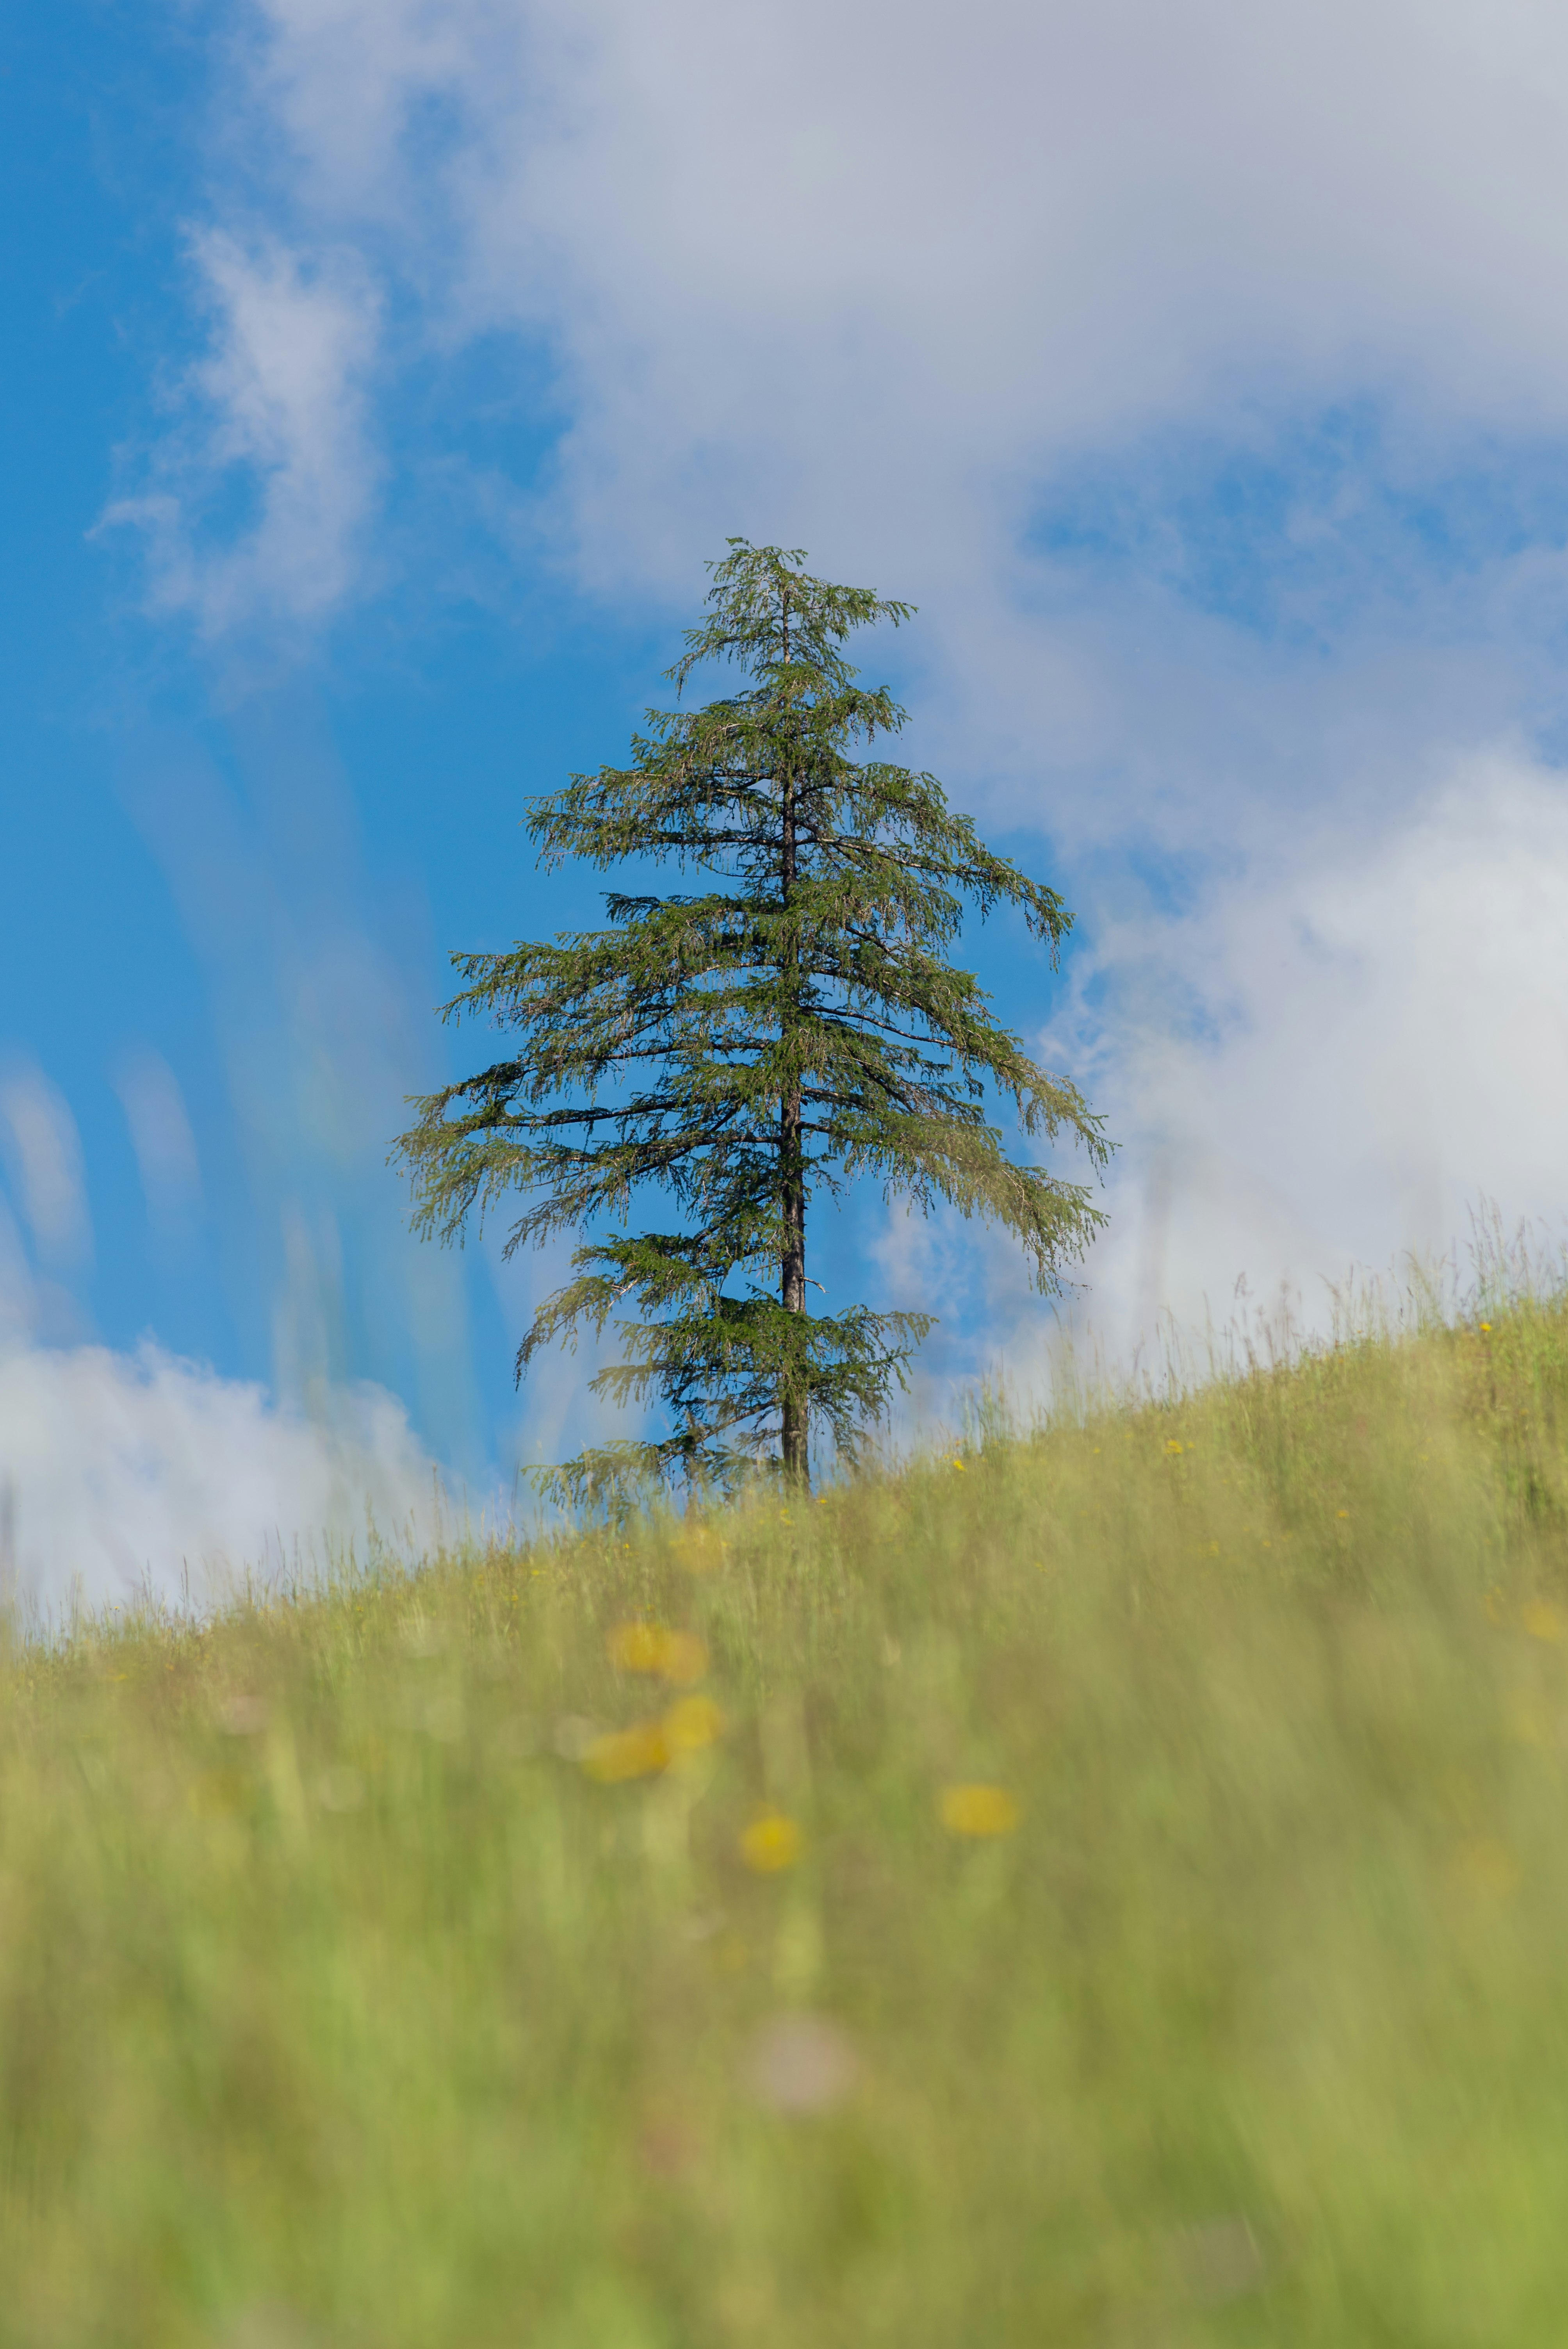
[[8, 1290, 1568, 2344]]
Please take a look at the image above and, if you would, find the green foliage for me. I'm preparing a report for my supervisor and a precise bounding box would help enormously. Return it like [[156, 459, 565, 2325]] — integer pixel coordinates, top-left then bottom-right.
[[14, 1301, 1568, 2341], [396, 541, 1108, 1499]]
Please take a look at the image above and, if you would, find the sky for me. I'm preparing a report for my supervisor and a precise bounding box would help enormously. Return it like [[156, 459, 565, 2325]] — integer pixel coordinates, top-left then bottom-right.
[[8, 0, 1568, 1609]]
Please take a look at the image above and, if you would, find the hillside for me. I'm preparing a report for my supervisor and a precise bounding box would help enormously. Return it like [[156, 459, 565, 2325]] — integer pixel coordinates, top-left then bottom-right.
[[6, 1298, 1568, 2345]]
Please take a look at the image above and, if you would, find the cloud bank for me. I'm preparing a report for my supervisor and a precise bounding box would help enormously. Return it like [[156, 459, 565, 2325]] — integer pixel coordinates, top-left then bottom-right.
[[1053, 746, 1568, 1356], [0, 1066, 451, 1624], [0, 1337, 440, 1624]]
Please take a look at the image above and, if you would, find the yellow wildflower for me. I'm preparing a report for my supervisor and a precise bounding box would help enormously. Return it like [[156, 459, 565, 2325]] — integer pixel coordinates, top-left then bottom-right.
[[740, 1813, 804, 1872], [581, 1722, 671, 1782], [607, 1622, 709, 1683], [939, 1784, 1020, 1837], [663, 1695, 724, 1752], [608, 1621, 664, 1672], [1165, 1439, 1184, 1456]]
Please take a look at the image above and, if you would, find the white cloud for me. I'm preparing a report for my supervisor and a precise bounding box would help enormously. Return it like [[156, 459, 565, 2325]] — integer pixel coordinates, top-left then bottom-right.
[[0, 1336, 445, 1622], [1044, 746, 1568, 1371], [192, 0, 1568, 599], [116, 0, 1568, 644], [0, 1137, 459, 1621]]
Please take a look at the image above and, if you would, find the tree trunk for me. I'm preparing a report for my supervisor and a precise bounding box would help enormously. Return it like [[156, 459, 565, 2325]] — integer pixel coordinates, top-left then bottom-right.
[[779, 591, 809, 1487], [780, 1085, 807, 1481]]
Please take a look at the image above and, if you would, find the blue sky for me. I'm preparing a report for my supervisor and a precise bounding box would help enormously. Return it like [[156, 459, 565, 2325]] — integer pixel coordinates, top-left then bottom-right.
[[9, 0, 1568, 1603]]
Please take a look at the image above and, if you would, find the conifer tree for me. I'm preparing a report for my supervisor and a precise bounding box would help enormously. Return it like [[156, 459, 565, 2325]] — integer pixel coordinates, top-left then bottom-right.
[[397, 542, 1110, 1501]]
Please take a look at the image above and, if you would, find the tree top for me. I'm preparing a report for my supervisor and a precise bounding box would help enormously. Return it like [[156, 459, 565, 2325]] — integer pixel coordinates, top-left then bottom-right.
[[668, 539, 916, 700]]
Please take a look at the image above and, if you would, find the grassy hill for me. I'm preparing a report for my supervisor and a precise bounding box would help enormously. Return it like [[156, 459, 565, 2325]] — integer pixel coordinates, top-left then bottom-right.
[[7, 1293, 1568, 2345]]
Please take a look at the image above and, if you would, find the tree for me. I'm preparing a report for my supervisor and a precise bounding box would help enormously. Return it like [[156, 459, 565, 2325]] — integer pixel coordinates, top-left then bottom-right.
[[396, 541, 1110, 1503]]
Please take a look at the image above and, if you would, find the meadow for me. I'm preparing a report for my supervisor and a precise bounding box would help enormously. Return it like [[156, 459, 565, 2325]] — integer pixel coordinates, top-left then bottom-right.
[[6, 1278, 1568, 2345]]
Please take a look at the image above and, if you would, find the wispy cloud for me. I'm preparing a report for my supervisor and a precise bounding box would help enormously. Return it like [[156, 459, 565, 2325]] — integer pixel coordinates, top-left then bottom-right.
[[113, 695, 485, 1467], [104, 229, 382, 636], [0, 1065, 91, 1269], [113, 1047, 203, 1240]]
